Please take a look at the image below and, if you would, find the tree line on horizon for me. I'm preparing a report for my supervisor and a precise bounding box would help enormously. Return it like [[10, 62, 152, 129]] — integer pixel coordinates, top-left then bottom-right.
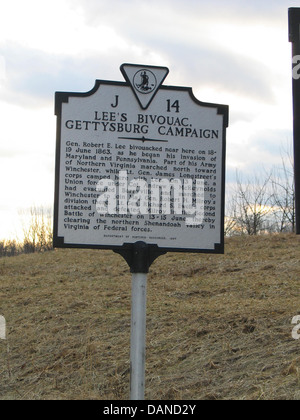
[[0, 206, 53, 257]]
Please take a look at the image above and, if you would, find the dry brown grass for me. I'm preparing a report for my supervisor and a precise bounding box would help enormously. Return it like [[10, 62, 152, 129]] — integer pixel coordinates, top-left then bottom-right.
[[0, 233, 300, 400]]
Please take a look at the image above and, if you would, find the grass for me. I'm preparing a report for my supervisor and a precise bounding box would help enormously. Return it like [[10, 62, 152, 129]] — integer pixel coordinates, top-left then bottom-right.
[[0, 233, 300, 400]]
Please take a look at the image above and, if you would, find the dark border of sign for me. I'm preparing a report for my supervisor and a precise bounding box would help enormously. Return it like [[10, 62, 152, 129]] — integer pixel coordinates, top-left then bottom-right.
[[53, 79, 229, 255]]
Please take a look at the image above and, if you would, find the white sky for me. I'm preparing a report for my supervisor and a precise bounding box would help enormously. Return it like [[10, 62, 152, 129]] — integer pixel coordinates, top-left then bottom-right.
[[0, 0, 298, 239]]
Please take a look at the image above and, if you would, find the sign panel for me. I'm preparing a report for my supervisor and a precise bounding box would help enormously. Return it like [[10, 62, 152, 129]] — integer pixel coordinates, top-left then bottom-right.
[[54, 64, 228, 253]]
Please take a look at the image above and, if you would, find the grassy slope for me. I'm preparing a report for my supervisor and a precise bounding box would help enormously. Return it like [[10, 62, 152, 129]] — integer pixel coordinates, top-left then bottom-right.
[[0, 234, 300, 400]]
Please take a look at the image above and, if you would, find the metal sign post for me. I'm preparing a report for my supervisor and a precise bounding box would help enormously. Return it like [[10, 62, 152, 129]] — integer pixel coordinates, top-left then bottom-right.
[[114, 242, 165, 400], [130, 271, 147, 400], [289, 8, 300, 234]]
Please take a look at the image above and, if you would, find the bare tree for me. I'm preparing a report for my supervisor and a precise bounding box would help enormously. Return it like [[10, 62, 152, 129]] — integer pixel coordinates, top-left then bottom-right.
[[224, 194, 239, 236], [231, 171, 274, 235], [20, 206, 53, 253], [271, 151, 295, 233]]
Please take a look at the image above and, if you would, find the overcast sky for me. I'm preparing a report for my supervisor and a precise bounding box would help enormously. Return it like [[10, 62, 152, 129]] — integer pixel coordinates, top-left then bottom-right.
[[0, 0, 298, 239]]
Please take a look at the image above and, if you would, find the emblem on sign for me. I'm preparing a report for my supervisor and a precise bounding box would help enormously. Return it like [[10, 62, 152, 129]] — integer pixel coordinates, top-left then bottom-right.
[[120, 63, 169, 109], [134, 69, 157, 94]]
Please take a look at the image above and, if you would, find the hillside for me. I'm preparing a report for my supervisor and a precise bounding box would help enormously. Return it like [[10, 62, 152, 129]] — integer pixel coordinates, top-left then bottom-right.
[[0, 234, 300, 400]]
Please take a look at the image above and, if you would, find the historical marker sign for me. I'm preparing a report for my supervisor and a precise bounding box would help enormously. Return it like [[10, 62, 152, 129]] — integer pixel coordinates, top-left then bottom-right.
[[54, 64, 228, 253]]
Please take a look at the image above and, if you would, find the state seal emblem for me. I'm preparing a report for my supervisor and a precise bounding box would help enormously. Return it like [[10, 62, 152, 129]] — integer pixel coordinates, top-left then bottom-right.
[[133, 69, 157, 94]]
